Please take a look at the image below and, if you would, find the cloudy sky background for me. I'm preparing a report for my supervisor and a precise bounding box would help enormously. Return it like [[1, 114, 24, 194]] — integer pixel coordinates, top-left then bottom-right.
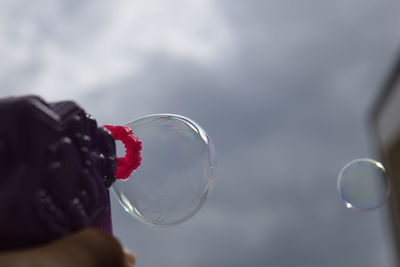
[[1, 0, 400, 266]]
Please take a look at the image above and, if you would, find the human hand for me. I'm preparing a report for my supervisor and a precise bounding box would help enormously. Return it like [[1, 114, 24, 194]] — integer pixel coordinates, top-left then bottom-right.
[[0, 229, 136, 267]]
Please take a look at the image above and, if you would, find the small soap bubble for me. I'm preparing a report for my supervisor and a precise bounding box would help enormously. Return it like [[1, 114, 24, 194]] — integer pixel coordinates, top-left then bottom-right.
[[337, 158, 390, 212], [112, 114, 216, 226]]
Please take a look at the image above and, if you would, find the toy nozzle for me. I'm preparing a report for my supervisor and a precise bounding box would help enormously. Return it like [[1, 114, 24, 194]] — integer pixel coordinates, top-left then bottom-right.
[[102, 125, 142, 180]]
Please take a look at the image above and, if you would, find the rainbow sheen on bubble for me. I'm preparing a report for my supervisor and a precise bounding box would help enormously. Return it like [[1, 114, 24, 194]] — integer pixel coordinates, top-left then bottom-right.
[[112, 114, 216, 226], [337, 158, 390, 212]]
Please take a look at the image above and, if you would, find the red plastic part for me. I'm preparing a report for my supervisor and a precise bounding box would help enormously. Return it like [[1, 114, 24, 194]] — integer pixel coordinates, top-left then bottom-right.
[[103, 125, 142, 180]]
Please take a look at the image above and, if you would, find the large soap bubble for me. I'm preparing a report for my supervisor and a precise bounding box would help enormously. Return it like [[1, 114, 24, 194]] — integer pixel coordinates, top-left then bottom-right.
[[112, 114, 216, 225]]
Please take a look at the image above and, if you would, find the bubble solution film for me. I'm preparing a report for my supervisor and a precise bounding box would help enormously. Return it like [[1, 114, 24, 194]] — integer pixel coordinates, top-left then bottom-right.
[[337, 158, 390, 212], [112, 114, 216, 226]]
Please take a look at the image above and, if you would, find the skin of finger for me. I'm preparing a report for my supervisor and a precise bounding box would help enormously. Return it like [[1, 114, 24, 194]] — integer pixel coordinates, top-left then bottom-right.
[[124, 248, 137, 266], [0, 228, 132, 267]]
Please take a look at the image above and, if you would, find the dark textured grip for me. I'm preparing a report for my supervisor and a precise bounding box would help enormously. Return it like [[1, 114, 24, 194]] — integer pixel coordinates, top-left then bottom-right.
[[0, 96, 117, 250]]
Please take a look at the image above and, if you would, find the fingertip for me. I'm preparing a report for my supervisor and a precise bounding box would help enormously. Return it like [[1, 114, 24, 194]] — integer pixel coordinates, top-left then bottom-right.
[[77, 229, 126, 267], [124, 248, 136, 266], [48, 228, 126, 267]]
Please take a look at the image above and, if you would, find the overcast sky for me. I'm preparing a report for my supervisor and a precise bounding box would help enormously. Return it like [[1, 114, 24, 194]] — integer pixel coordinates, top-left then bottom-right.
[[1, 0, 400, 266]]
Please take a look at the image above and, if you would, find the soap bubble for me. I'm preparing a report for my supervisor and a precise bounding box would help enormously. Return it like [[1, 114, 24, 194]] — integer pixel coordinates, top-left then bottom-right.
[[337, 158, 390, 212], [112, 114, 216, 225]]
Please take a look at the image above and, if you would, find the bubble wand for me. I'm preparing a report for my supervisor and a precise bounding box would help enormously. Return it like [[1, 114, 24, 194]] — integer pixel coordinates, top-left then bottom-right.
[[0, 95, 216, 249]]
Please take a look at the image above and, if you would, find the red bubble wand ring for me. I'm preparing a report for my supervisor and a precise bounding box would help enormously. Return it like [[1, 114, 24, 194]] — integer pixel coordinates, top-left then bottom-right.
[[103, 125, 142, 180]]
